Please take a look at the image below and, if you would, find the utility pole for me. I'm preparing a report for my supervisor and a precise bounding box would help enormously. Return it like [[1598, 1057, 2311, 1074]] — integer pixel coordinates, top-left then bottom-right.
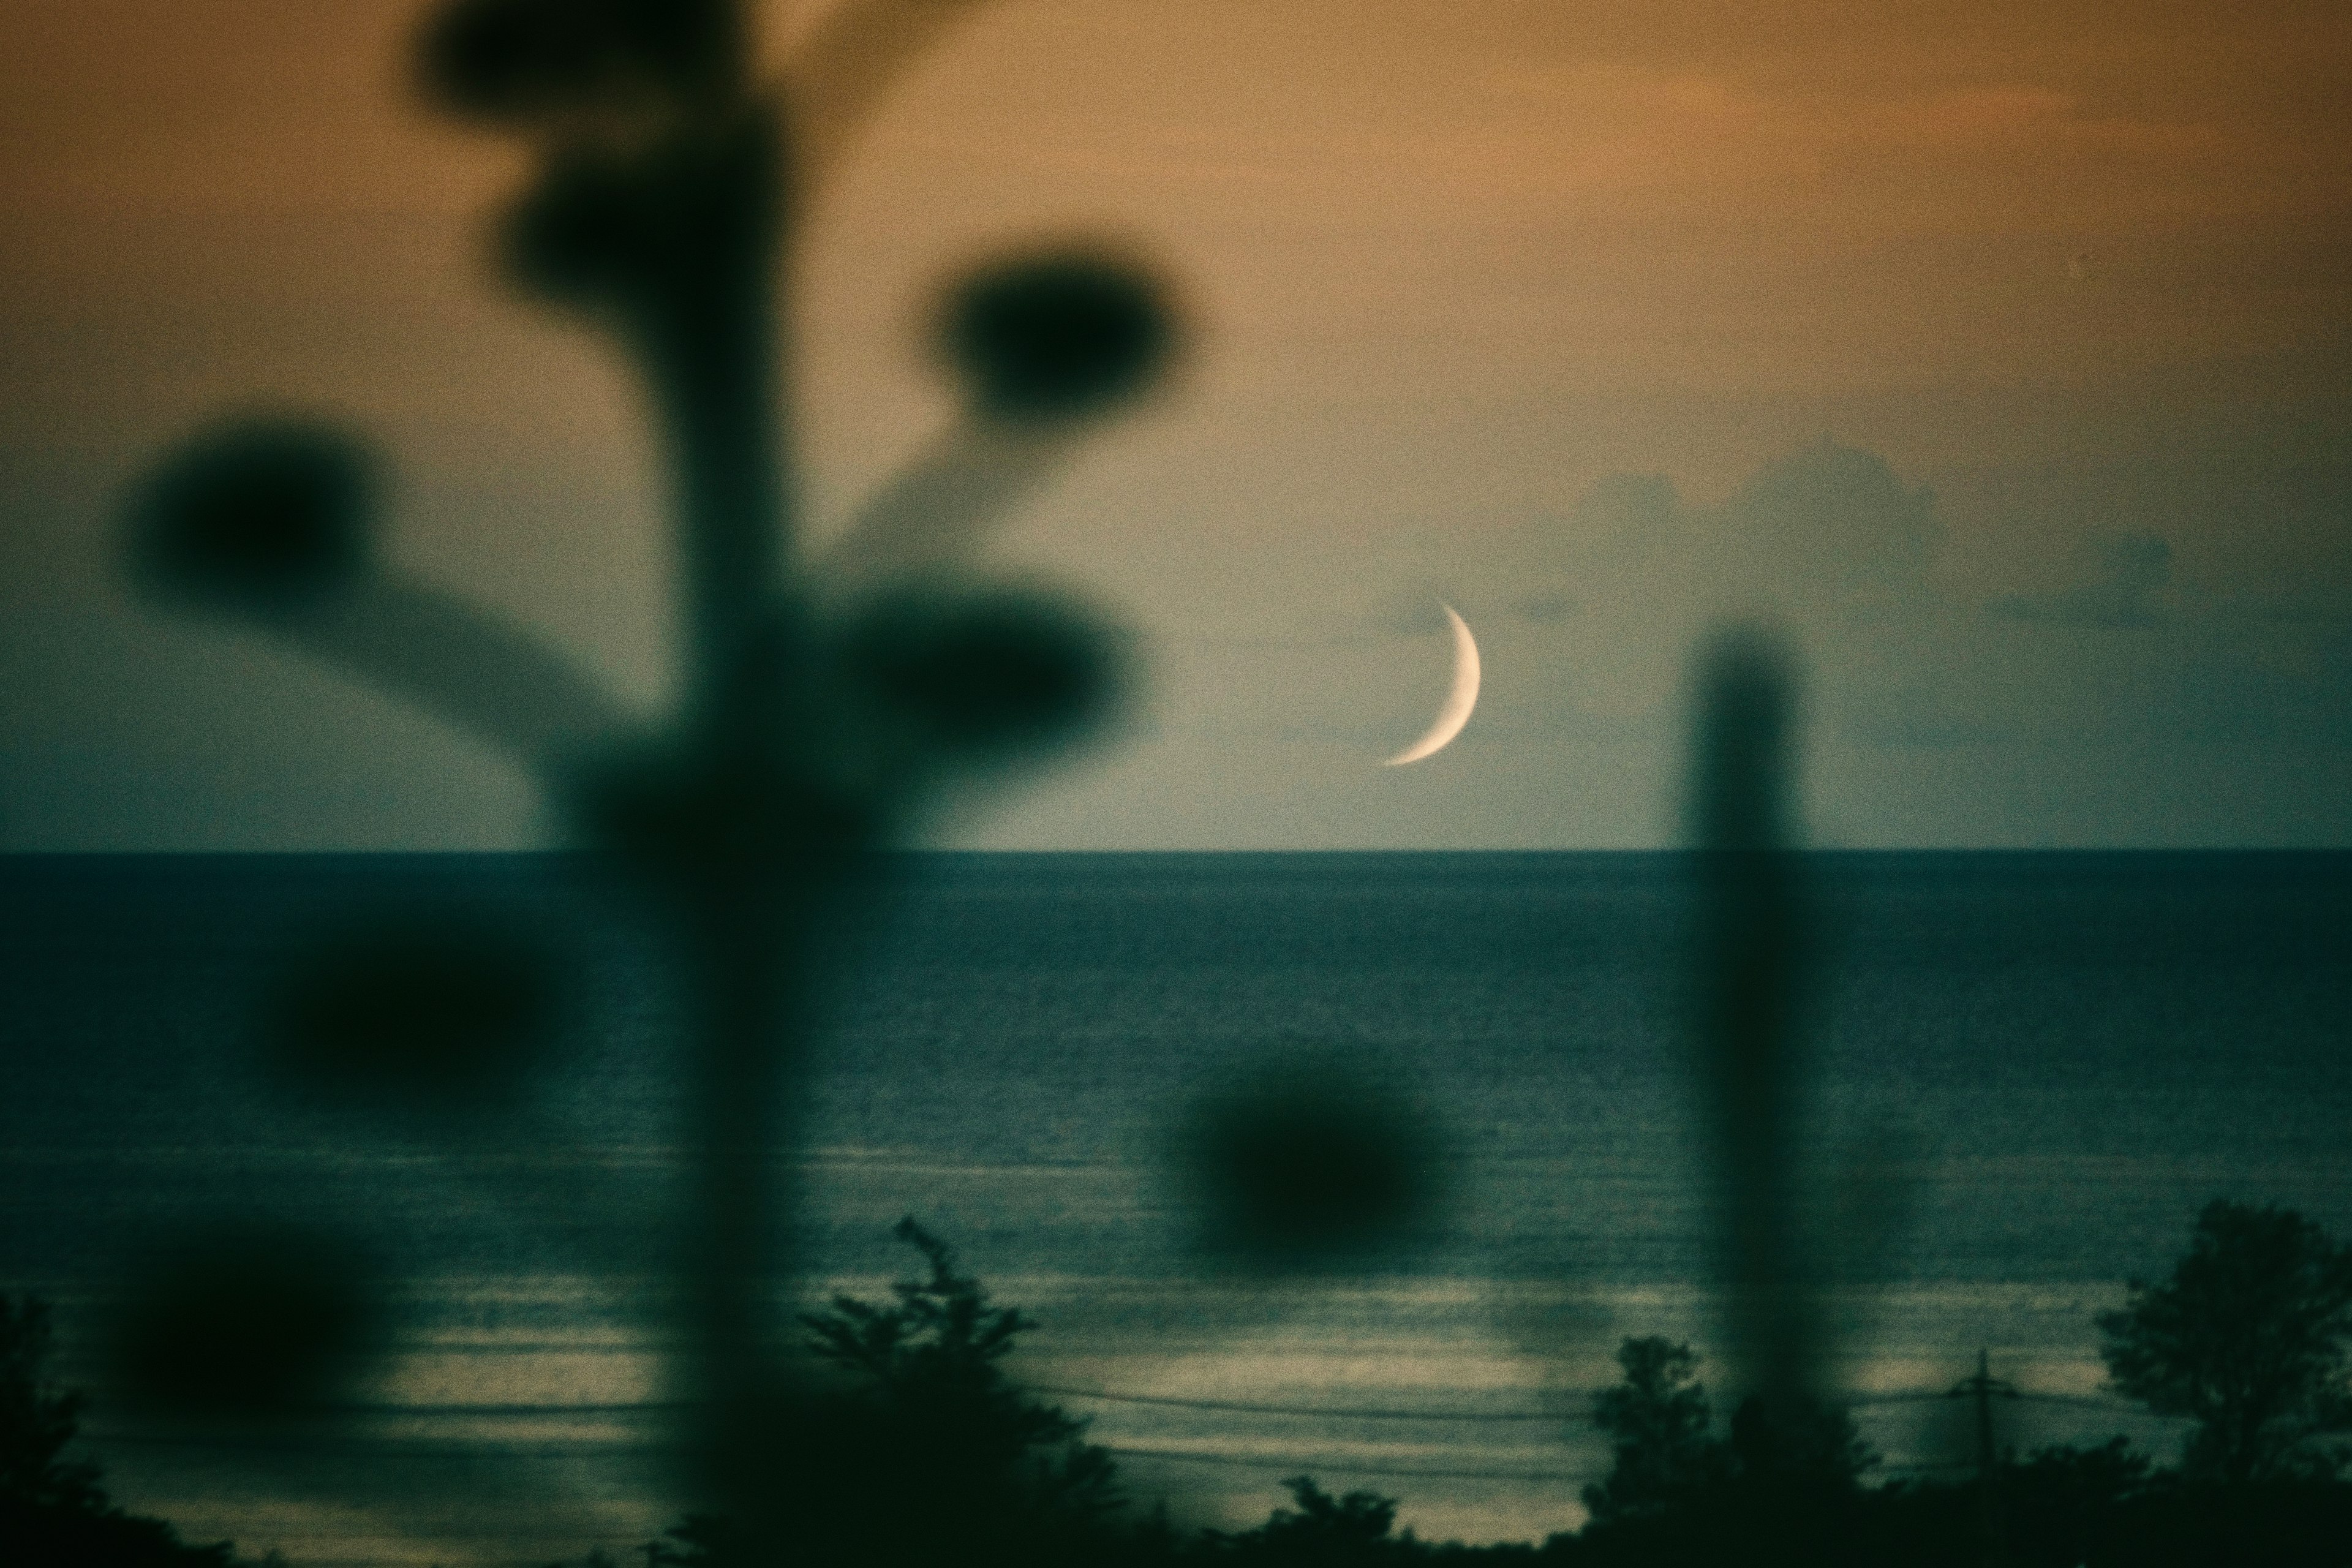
[[1950, 1348, 2019, 1567]]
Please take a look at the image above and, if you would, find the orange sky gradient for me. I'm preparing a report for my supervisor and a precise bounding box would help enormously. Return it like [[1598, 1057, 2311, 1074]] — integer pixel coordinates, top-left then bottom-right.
[[2, 0, 2347, 848]]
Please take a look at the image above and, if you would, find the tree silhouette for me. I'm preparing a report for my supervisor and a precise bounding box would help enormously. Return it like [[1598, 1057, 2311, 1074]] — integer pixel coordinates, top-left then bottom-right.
[[798, 1216, 1123, 1525], [1586, 1335, 1871, 1502], [1574, 1334, 1874, 1567], [2100, 1199, 2352, 1482], [0, 1295, 251, 1567], [1581, 1337, 1722, 1523], [1208, 1476, 1404, 1564], [660, 1217, 1129, 1567], [1719, 1387, 1874, 1493], [0, 1297, 98, 1515]]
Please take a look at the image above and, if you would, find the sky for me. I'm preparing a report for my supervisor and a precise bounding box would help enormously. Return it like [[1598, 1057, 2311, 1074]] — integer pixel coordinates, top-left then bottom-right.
[[1, 0, 2346, 851]]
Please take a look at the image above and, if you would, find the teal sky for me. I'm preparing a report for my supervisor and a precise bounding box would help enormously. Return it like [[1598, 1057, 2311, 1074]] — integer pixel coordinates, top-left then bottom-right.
[[2, 0, 2346, 850]]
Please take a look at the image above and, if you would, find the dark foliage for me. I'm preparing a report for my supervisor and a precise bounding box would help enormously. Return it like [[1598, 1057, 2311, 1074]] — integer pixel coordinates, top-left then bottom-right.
[[1567, 1336, 1873, 1568], [739, 1218, 1128, 1566], [0, 1501, 247, 1568], [129, 420, 373, 605], [270, 915, 562, 1104], [1722, 1389, 1876, 1490], [420, 0, 741, 121], [800, 1216, 1123, 1511], [2088, 1472, 2352, 1567], [1580, 1337, 1720, 1523], [837, 587, 1125, 761], [1992, 1438, 2151, 1567], [1, 1295, 251, 1566], [2099, 1199, 2352, 1481], [944, 252, 1178, 422], [1208, 1476, 1408, 1564], [1180, 1064, 1442, 1268], [111, 1229, 382, 1414], [503, 119, 778, 328], [1551, 1208, 2352, 1566], [1849, 1458, 2352, 1568], [0, 1298, 97, 1513]]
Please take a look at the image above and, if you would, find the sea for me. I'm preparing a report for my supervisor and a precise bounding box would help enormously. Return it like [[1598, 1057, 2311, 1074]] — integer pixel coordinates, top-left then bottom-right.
[[3, 851, 2349, 1566]]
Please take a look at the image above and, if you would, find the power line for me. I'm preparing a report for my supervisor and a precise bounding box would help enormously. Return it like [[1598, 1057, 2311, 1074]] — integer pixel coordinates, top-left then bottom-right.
[[1022, 1382, 2153, 1423], [74, 1382, 2171, 1432], [83, 1425, 1586, 1485], [2011, 1391, 2179, 1416], [78, 1395, 2182, 1499], [1103, 1445, 1580, 1484], [81, 1430, 675, 1458], [1880, 1460, 1979, 1474], [1031, 1385, 1586, 1422], [324, 1400, 685, 1417]]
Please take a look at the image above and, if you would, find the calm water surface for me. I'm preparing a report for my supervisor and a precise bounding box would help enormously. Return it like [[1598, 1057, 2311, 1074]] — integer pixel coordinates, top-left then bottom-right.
[[3, 851, 2348, 1564]]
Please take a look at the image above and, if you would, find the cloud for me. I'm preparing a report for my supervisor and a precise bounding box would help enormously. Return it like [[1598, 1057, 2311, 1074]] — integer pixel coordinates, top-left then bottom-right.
[[1713, 439, 1943, 613], [1372, 592, 1458, 639], [1511, 590, 1576, 624], [1485, 440, 2352, 771], [1528, 440, 2342, 757], [1990, 530, 2174, 628], [1523, 439, 1943, 617], [1492, 439, 1952, 723]]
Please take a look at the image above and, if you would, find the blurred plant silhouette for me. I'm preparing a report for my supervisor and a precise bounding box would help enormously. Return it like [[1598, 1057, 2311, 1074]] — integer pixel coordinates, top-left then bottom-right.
[[1678, 628, 1928, 1481], [115, 0, 1179, 1552], [1177, 1053, 1446, 1273], [1684, 628, 1820, 1422], [268, 914, 564, 1107], [111, 1229, 384, 1420], [1, 1295, 252, 1565]]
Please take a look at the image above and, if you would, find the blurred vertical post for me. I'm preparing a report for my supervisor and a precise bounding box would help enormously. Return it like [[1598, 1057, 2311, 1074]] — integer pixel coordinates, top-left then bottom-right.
[[1685, 627, 1818, 1419]]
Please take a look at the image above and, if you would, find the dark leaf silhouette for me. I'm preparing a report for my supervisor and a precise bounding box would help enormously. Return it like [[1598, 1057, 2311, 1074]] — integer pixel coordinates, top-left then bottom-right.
[[764, 1219, 1125, 1564], [113, 1229, 381, 1415], [943, 252, 1177, 422], [837, 588, 1123, 758], [107, 0, 1192, 1556], [1181, 1065, 1441, 1266], [504, 121, 777, 326], [1723, 1390, 1875, 1490], [420, 0, 740, 122], [130, 421, 373, 605], [270, 917, 561, 1104], [802, 1218, 1036, 1388]]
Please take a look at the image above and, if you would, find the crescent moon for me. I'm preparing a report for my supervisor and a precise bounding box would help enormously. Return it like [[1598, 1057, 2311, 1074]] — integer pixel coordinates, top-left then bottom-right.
[[1384, 603, 1481, 766]]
